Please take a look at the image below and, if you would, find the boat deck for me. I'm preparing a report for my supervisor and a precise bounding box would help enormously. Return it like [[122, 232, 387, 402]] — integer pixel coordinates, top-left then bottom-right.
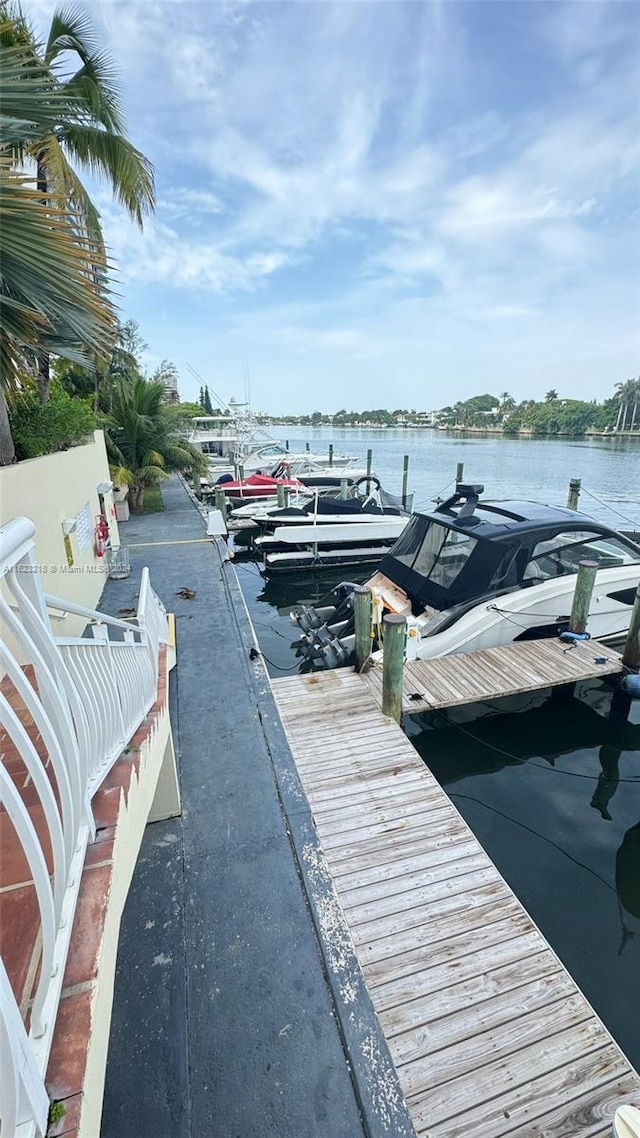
[[271, 668, 640, 1137], [361, 636, 623, 714]]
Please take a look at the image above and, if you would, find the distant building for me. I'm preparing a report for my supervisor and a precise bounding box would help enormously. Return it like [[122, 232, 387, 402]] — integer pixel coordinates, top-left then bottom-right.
[[161, 370, 179, 403]]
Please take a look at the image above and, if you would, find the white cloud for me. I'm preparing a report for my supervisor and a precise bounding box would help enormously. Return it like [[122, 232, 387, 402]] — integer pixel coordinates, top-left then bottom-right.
[[101, 208, 296, 293], [21, 0, 640, 407]]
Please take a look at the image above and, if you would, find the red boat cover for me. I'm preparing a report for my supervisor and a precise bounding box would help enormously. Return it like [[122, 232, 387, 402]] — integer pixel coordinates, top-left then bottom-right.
[[219, 472, 304, 493]]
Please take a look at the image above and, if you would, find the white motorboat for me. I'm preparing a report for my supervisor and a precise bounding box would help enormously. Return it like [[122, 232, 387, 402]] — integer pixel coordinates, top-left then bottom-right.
[[188, 403, 357, 479], [293, 484, 640, 668], [271, 457, 372, 487]]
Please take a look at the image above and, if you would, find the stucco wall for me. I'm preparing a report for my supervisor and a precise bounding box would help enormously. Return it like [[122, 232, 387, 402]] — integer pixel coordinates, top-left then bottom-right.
[[0, 431, 121, 638]]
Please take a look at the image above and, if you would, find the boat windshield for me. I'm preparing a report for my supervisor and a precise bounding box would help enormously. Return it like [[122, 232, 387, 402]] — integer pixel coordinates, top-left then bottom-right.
[[525, 530, 640, 579], [392, 521, 478, 589]]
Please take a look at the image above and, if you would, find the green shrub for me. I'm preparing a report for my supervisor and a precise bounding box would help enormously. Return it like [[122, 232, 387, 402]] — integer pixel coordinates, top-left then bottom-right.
[[9, 381, 96, 460]]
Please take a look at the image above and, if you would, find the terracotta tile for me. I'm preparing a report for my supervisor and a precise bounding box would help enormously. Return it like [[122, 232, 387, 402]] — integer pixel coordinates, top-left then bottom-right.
[[0, 802, 53, 886], [1, 753, 31, 783], [46, 987, 92, 1100], [91, 785, 122, 830], [84, 835, 114, 866], [46, 1092, 81, 1136], [62, 864, 112, 989], [0, 884, 40, 1005], [93, 824, 116, 846]]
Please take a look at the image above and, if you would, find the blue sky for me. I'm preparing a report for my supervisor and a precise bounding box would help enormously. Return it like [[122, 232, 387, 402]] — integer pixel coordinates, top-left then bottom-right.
[[30, 0, 640, 411]]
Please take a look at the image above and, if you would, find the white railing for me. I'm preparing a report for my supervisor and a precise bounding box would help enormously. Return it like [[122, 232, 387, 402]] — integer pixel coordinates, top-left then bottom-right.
[[0, 518, 168, 1138]]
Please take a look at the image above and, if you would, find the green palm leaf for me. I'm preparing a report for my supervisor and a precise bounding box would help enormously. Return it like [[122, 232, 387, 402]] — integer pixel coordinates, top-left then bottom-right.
[[60, 125, 155, 223]]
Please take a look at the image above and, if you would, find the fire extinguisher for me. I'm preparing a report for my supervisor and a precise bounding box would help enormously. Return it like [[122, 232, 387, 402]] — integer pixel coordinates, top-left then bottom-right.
[[94, 515, 109, 557]]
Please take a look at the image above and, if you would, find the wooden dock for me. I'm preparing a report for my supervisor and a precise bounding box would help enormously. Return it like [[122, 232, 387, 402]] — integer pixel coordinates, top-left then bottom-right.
[[272, 668, 640, 1137], [361, 636, 622, 715]]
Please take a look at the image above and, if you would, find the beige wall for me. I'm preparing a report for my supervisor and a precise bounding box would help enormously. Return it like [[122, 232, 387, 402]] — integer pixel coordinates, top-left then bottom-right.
[[0, 431, 120, 638]]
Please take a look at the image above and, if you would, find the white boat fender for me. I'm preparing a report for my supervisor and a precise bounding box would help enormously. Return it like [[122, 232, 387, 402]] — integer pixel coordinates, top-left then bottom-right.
[[621, 673, 640, 699], [560, 630, 590, 643], [613, 1104, 640, 1137]]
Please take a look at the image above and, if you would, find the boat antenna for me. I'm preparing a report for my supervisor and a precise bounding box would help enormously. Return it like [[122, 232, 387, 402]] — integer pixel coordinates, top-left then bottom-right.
[[186, 362, 279, 449]]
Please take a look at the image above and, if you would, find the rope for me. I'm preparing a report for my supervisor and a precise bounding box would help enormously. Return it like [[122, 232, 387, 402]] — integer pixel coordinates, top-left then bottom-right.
[[581, 485, 640, 529], [448, 792, 618, 897], [416, 700, 640, 784]]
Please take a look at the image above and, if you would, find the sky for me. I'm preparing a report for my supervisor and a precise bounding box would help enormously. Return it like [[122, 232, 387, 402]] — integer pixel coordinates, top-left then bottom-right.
[[29, 0, 640, 412]]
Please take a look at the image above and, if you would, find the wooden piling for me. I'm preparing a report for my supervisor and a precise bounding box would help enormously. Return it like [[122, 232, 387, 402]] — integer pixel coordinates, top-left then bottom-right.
[[366, 448, 373, 494], [214, 487, 227, 521], [285, 439, 289, 450], [238, 464, 245, 483], [283, 487, 291, 508], [567, 478, 582, 510], [340, 479, 349, 500], [401, 455, 409, 509], [382, 613, 406, 723], [354, 586, 373, 672], [277, 484, 285, 508], [622, 582, 640, 669], [306, 442, 310, 452], [569, 559, 598, 633], [456, 461, 464, 487], [192, 470, 202, 500], [329, 443, 334, 467]]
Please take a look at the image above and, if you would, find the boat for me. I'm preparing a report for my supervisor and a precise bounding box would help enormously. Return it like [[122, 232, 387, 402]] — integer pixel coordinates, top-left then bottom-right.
[[215, 471, 305, 507], [188, 402, 357, 480], [249, 476, 404, 533], [188, 412, 240, 460], [257, 516, 409, 574], [226, 476, 407, 546], [246, 477, 412, 570], [293, 483, 640, 669], [271, 457, 372, 488]]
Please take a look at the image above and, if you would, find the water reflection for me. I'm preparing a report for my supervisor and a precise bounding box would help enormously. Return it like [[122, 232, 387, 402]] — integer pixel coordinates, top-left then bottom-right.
[[617, 821, 640, 953]]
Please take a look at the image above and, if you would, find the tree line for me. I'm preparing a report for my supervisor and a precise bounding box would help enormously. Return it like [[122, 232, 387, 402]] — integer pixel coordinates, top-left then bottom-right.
[[267, 381, 640, 436]]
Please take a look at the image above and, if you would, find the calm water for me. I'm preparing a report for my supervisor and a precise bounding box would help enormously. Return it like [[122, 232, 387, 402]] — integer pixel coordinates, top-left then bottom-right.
[[234, 429, 640, 1066], [269, 425, 640, 528]]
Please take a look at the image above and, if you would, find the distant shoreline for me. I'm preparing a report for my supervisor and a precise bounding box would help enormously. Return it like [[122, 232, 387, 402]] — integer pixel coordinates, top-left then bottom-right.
[[267, 422, 640, 441]]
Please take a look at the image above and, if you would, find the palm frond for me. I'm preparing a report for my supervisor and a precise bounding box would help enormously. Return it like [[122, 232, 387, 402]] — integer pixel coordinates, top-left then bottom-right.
[[61, 124, 155, 223], [45, 6, 124, 131], [32, 132, 105, 255], [0, 44, 79, 145], [0, 163, 114, 385]]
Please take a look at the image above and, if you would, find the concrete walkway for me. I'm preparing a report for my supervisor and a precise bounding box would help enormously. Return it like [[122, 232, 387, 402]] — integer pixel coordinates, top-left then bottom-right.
[[99, 479, 412, 1138]]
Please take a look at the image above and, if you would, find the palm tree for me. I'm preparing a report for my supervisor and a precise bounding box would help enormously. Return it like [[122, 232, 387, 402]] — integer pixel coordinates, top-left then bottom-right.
[[614, 379, 637, 431], [628, 377, 639, 432], [544, 389, 558, 402], [9, 3, 155, 400], [0, 36, 115, 463], [105, 377, 208, 511]]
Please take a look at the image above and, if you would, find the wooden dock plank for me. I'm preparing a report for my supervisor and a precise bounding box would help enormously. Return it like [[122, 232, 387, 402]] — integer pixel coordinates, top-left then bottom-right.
[[270, 668, 640, 1136], [371, 937, 552, 1020], [361, 636, 623, 713], [399, 985, 588, 1094]]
